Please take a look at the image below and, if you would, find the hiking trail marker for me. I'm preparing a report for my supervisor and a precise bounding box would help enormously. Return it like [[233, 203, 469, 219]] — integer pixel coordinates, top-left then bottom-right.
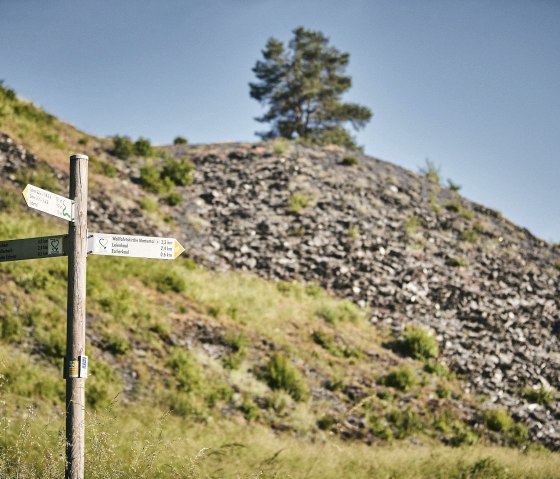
[[0, 234, 68, 263], [1, 155, 185, 479], [88, 233, 185, 259], [22, 183, 74, 221]]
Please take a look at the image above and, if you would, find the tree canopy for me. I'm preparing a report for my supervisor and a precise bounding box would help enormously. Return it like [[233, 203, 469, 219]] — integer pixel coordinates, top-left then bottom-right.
[[249, 27, 372, 150]]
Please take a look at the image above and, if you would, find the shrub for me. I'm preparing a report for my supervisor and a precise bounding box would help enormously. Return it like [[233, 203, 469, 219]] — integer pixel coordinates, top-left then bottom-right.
[[161, 157, 194, 186], [522, 385, 555, 406], [139, 196, 158, 212], [167, 348, 203, 393], [484, 408, 512, 432], [380, 366, 417, 392], [103, 333, 130, 356], [139, 166, 167, 194], [423, 360, 449, 377], [447, 179, 462, 192], [134, 137, 153, 157], [174, 136, 188, 145], [387, 406, 422, 438], [112, 135, 134, 160], [154, 271, 186, 293], [341, 156, 359, 166], [315, 300, 363, 324], [165, 191, 183, 206], [259, 353, 307, 401], [398, 325, 439, 360], [446, 257, 467, 268], [460, 229, 479, 244]]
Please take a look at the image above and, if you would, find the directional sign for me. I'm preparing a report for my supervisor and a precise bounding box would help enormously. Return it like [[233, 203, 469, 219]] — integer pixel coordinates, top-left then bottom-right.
[[87, 233, 185, 260], [22, 184, 74, 221], [0, 235, 68, 263]]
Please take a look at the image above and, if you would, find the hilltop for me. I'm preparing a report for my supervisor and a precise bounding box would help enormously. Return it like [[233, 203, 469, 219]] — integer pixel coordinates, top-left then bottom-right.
[[0, 85, 559, 476]]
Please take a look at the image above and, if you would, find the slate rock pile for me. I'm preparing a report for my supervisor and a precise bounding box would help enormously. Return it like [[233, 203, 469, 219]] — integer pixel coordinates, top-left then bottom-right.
[[169, 141, 559, 448]]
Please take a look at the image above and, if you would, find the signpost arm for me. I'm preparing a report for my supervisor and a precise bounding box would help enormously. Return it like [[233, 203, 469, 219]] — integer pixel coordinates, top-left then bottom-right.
[[65, 154, 88, 479]]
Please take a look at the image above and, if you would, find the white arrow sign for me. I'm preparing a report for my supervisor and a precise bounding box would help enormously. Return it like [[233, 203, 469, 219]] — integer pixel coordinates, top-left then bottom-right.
[[0, 235, 68, 263], [87, 232, 185, 260], [22, 184, 74, 221]]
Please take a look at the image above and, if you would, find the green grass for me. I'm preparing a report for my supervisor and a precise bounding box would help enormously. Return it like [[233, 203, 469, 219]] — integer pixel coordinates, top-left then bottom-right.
[[1, 182, 557, 476]]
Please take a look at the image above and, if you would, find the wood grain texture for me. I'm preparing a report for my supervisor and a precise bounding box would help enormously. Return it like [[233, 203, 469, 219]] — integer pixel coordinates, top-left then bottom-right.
[[65, 154, 88, 479]]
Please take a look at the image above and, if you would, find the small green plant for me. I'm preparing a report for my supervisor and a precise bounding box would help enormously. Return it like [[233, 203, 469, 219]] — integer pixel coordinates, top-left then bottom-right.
[[14, 164, 59, 192], [288, 192, 313, 215], [484, 408, 512, 432], [522, 385, 555, 406], [272, 137, 290, 155], [167, 348, 203, 393], [317, 414, 337, 431], [420, 159, 440, 184], [404, 215, 422, 236], [555, 260, 560, 271], [258, 353, 307, 401], [315, 300, 363, 324], [173, 136, 188, 145], [380, 366, 417, 392], [111, 135, 134, 160], [446, 257, 467, 268], [447, 178, 462, 191], [346, 226, 360, 239], [103, 333, 130, 356], [387, 406, 422, 438], [460, 229, 479, 244], [398, 325, 439, 360], [139, 196, 158, 212], [341, 156, 359, 166], [77, 136, 89, 146], [423, 360, 449, 377], [153, 271, 186, 293], [222, 333, 247, 370], [165, 191, 183, 206]]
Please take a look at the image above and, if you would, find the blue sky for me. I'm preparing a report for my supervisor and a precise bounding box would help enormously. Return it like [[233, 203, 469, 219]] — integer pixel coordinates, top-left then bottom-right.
[[1, 0, 559, 241]]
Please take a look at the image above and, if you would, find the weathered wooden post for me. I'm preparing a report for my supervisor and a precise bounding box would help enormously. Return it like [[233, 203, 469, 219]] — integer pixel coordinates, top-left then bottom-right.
[[65, 154, 88, 479]]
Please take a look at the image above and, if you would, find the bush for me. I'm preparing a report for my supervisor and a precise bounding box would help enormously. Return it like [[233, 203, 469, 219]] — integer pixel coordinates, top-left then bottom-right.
[[341, 156, 359, 166], [460, 229, 479, 244], [398, 325, 439, 360], [167, 348, 203, 393], [112, 135, 134, 160], [522, 385, 555, 406], [387, 406, 422, 439], [315, 300, 363, 324], [165, 191, 183, 206], [161, 157, 194, 186], [174, 136, 188, 145], [139, 166, 168, 194], [446, 257, 467, 268], [380, 366, 417, 392], [154, 271, 186, 293], [139, 196, 158, 212], [484, 408, 512, 432], [134, 137, 153, 157], [259, 353, 307, 401]]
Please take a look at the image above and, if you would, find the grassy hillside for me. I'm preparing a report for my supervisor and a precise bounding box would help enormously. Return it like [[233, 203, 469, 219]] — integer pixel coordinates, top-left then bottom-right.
[[1, 82, 559, 477]]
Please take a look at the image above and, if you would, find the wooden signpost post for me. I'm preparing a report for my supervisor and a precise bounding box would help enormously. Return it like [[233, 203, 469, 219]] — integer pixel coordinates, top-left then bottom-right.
[[0, 154, 185, 479]]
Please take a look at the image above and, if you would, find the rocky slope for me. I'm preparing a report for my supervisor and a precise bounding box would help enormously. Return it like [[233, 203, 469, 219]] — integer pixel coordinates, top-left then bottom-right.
[[169, 141, 560, 448], [1, 133, 559, 448]]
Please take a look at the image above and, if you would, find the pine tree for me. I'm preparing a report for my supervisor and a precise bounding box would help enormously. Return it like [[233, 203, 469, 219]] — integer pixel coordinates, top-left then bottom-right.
[[250, 27, 372, 150]]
